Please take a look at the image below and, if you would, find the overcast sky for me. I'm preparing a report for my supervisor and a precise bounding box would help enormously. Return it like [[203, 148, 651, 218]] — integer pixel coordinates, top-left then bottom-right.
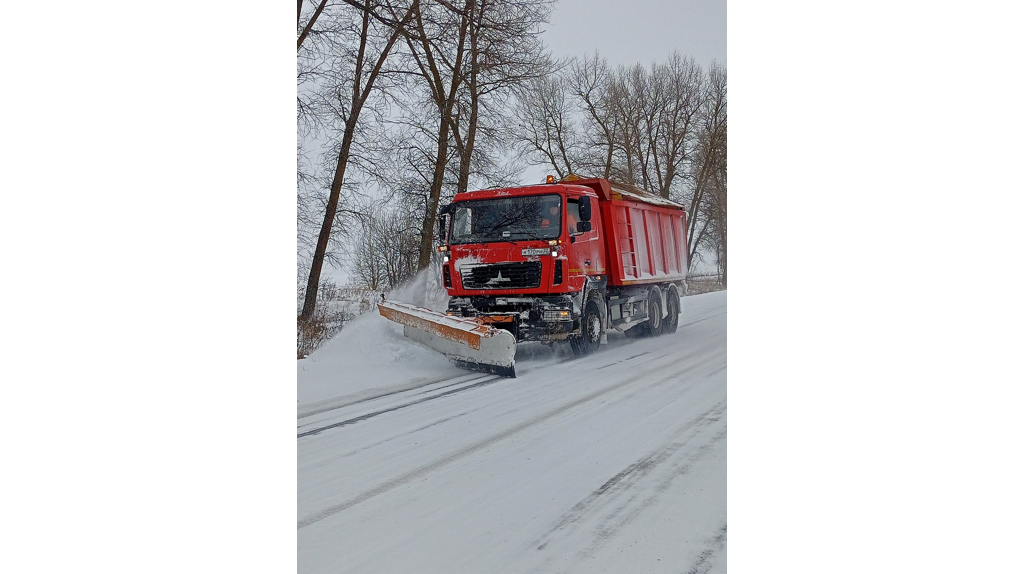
[[542, 0, 726, 68]]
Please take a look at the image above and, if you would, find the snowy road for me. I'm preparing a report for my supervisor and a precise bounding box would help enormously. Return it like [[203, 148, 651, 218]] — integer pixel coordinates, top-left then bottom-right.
[[298, 291, 726, 573]]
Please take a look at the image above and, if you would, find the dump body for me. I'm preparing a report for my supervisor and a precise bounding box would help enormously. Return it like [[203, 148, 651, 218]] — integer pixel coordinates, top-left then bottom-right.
[[571, 178, 689, 287]]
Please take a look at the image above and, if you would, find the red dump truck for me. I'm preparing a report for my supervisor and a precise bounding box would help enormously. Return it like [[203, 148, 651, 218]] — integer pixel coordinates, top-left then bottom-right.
[[378, 175, 689, 376]]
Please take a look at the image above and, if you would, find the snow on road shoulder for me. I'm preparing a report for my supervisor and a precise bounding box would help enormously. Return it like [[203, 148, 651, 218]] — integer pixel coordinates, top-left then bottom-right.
[[297, 310, 463, 404], [680, 289, 726, 322]]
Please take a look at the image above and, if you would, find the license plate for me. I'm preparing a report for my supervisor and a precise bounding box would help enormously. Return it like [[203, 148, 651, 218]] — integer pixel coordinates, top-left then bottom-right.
[[521, 248, 550, 256]]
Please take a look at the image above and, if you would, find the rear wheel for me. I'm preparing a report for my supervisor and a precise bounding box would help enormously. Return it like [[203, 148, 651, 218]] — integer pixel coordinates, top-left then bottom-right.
[[663, 287, 680, 334], [570, 300, 603, 356], [637, 287, 663, 337]]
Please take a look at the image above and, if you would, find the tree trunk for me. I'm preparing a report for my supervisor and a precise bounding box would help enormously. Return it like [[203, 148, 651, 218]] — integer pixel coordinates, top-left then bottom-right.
[[299, 0, 416, 321], [454, 1, 480, 196], [417, 113, 452, 272], [300, 123, 358, 320], [455, 95, 479, 195], [412, 0, 471, 273]]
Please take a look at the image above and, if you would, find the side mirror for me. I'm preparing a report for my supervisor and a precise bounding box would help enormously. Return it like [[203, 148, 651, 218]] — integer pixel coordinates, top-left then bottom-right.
[[576, 221, 591, 233], [438, 214, 448, 241], [578, 196, 592, 221]]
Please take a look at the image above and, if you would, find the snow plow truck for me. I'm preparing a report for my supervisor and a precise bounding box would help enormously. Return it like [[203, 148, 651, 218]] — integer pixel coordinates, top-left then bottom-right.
[[378, 175, 689, 377]]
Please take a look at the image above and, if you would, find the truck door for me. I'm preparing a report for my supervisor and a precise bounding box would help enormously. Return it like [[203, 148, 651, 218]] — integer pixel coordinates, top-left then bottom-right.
[[567, 195, 603, 290]]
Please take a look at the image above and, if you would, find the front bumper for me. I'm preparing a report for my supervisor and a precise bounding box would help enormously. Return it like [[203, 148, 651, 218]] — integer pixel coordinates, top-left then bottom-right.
[[447, 294, 579, 342]]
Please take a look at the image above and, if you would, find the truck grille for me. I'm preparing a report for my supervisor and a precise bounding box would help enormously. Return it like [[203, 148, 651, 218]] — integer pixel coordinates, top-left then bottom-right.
[[460, 261, 542, 290]]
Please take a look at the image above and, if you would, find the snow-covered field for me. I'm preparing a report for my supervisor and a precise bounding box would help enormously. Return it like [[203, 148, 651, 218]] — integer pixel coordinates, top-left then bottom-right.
[[298, 291, 727, 573]]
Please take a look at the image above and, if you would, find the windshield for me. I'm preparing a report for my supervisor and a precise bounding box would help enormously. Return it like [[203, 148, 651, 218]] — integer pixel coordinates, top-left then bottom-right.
[[450, 194, 561, 244]]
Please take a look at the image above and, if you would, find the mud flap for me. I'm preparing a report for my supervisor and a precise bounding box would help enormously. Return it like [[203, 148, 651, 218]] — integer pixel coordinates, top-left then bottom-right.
[[378, 300, 517, 377]]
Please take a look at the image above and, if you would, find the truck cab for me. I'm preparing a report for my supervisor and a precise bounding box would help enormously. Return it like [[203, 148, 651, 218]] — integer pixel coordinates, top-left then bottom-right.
[[438, 183, 604, 346]]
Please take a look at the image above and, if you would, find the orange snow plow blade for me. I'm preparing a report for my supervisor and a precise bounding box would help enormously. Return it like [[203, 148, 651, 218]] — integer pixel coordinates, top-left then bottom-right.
[[377, 300, 516, 377]]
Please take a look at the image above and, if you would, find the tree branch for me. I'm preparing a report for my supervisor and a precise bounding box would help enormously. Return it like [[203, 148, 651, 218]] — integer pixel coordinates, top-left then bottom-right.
[[297, 0, 329, 51]]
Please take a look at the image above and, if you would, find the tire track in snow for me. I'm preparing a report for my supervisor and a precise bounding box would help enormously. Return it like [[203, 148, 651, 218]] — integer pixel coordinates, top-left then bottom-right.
[[534, 402, 725, 553], [307, 410, 477, 465], [409, 374, 494, 396], [297, 356, 694, 529], [608, 349, 725, 408], [682, 524, 727, 574], [595, 351, 651, 370], [298, 372, 485, 419], [530, 425, 725, 574], [298, 375, 504, 438], [677, 310, 727, 330], [583, 427, 726, 557]]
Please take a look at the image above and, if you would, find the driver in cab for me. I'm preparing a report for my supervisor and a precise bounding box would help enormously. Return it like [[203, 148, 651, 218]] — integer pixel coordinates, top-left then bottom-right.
[[540, 203, 560, 229], [540, 201, 578, 233]]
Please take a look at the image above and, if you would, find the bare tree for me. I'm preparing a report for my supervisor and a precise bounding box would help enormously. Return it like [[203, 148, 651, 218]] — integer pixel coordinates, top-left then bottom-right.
[[654, 52, 704, 198], [508, 73, 582, 178], [349, 200, 421, 291], [297, 0, 330, 50], [686, 61, 726, 279], [697, 62, 726, 283], [299, 0, 416, 51], [566, 53, 619, 179], [399, 0, 472, 275], [299, 0, 418, 323], [607, 54, 704, 199], [449, 0, 553, 194]]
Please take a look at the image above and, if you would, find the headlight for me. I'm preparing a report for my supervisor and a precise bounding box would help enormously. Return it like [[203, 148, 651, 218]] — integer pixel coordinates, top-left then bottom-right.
[[542, 309, 571, 321]]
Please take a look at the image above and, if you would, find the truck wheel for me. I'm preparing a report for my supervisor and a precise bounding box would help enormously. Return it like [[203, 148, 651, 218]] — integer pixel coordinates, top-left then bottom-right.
[[570, 300, 603, 356], [638, 287, 664, 337], [663, 287, 680, 334]]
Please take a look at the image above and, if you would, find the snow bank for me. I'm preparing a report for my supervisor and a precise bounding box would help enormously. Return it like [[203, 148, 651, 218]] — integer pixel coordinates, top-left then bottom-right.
[[297, 310, 461, 404]]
